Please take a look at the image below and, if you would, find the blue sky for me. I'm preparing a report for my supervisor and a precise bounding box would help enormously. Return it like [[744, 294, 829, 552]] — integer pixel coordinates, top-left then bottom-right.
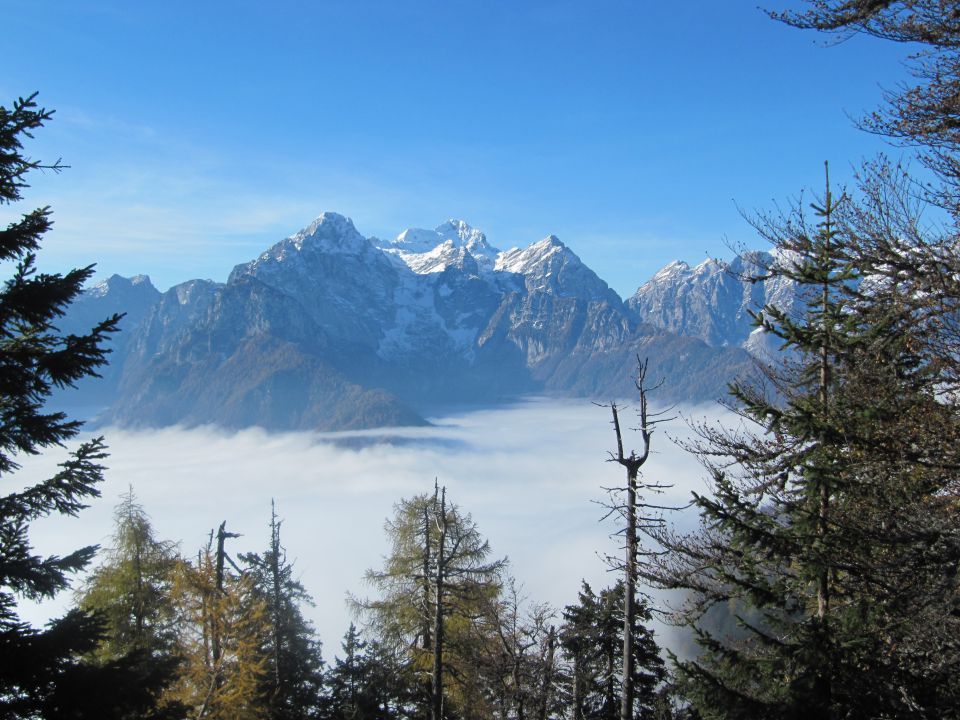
[[5, 0, 916, 297]]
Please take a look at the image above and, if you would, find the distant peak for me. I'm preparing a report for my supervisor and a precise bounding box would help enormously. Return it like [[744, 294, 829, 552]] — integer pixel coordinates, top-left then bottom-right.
[[693, 257, 726, 272], [90, 273, 158, 297], [522, 235, 567, 254], [494, 234, 575, 275], [299, 212, 358, 237], [280, 212, 372, 256], [386, 220, 499, 272], [651, 260, 691, 279], [435, 218, 474, 235]]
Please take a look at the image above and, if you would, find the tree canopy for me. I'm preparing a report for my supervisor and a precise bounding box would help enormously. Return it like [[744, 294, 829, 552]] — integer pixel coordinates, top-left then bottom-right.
[[0, 92, 156, 719]]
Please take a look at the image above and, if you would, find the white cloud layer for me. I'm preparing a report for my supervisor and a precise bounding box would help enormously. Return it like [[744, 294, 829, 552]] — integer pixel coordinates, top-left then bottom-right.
[[16, 398, 734, 656]]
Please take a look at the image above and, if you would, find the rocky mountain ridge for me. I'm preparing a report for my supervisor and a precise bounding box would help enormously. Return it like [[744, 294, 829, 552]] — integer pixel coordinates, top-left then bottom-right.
[[626, 249, 801, 358], [59, 213, 781, 431]]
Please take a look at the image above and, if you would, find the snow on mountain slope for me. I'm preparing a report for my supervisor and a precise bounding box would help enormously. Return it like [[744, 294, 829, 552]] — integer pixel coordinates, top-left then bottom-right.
[[495, 235, 622, 304], [376, 219, 500, 274], [627, 250, 801, 354], [80, 213, 759, 432]]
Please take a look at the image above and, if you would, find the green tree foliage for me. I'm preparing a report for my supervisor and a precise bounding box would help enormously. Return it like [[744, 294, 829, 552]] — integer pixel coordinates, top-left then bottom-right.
[[0, 93, 169, 718], [356, 484, 506, 720], [73, 487, 183, 718], [666, 182, 860, 718], [559, 581, 664, 720], [241, 501, 326, 720], [323, 623, 417, 720], [646, 167, 960, 717], [76, 487, 179, 662]]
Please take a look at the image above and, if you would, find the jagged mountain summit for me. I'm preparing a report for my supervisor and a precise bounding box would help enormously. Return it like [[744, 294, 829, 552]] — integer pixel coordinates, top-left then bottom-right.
[[626, 250, 801, 359], [62, 213, 757, 431]]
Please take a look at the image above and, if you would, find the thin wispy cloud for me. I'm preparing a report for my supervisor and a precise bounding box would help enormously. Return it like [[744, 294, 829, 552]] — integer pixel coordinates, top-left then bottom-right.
[[57, 107, 158, 142]]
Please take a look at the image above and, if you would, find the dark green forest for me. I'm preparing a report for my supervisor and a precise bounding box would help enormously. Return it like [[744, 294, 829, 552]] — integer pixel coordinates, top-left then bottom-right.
[[4, 2, 960, 718]]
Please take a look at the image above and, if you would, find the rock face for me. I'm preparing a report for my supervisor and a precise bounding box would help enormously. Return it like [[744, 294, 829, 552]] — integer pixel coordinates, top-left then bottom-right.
[[68, 213, 760, 431], [626, 250, 801, 358], [52, 274, 161, 411]]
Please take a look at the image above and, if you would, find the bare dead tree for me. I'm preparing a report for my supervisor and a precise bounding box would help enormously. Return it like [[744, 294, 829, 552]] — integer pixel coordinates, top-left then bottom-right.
[[211, 522, 241, 680], [598, 357, 676, 720]]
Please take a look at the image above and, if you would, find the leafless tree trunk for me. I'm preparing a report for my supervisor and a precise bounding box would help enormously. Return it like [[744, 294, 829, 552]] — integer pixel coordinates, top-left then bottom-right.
[[611, 400, 647, 720], [267, 503, 284, 695], [571, 652, 583, 720], [537, 626, 556, 720], [603, 358, 672, 720], [431, 484, 448, 720]]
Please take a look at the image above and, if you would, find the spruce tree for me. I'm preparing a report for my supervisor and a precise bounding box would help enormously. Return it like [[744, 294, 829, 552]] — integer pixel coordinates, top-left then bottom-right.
[[559, 581, 665, 720], [241, 501, 325, 720], [323, 623, 416, 720], [649, 168, 960, 718], [0, 93, 135, 718], [644, 174, 852, 718]]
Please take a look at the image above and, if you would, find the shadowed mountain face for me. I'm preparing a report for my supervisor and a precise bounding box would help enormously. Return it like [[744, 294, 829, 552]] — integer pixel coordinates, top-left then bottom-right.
[[64, 213, 761, 431]]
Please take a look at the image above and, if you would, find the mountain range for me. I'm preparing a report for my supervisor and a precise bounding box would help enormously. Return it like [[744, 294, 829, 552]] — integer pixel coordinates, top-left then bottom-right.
[[56, 213, 795, 431]]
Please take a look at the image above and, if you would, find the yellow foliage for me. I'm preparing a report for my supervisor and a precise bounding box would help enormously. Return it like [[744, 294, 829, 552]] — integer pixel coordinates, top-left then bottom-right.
[[162, 550, 270, 719]]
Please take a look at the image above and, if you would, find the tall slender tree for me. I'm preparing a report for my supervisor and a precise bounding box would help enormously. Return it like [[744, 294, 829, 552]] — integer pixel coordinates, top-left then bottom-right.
[[356, 484, 506, 720], [653, 174, 854, 718], [73, 488, 183, 718], [0, 93, 163, 718], [601, 358, 673, 720], [241, 501, 325, 720]]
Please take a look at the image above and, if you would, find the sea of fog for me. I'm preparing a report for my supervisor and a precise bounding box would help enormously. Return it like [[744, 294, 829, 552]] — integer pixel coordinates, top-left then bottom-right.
[[16, 397, 739, 656]]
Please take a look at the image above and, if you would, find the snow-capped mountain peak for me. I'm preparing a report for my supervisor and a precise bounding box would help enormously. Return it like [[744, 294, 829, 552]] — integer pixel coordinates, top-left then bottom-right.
[[379, 219, 500, 274], [628, 250, 801, 353], [229, 212, 381, 287], [494, 235, 566, 274], [289, 212, 370, 254], [494, 235, 620, 302], [646, 260, 687, 284], [392, 227, 447, 252], [435, 219, 483, 245], [89, 273, 156, 298]]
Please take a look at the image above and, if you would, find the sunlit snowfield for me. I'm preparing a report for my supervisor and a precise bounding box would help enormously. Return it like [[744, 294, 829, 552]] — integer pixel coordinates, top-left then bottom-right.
[[18, 398, 737, 653]]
